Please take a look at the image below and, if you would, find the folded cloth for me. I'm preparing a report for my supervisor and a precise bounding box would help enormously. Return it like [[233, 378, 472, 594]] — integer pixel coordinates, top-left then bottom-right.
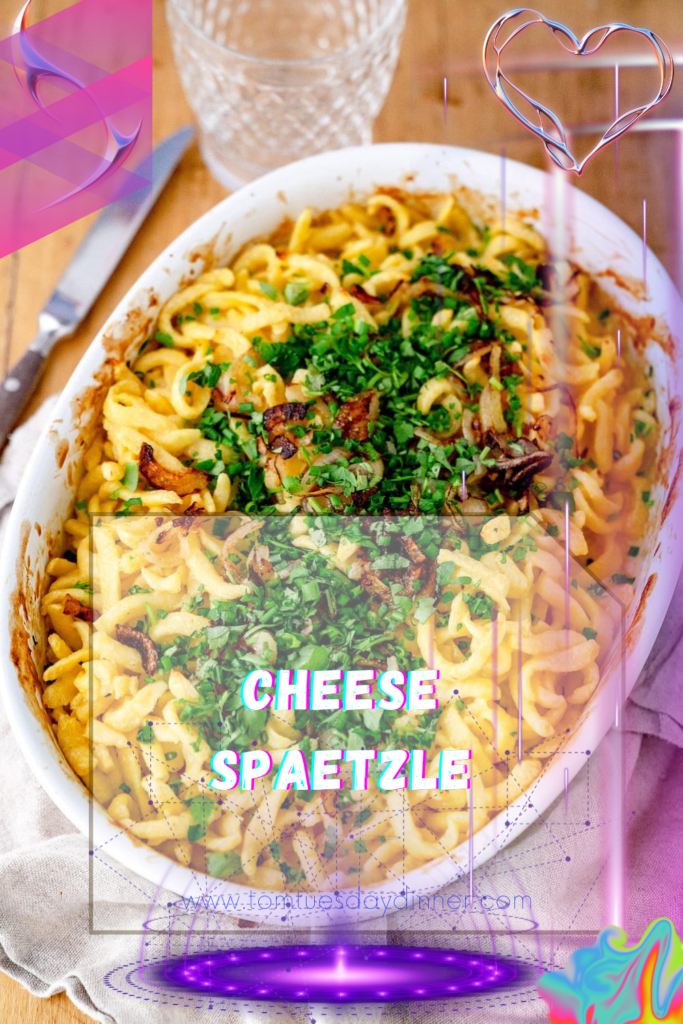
[[0, 398, 680, 1023], [0, 394, 58, 549]]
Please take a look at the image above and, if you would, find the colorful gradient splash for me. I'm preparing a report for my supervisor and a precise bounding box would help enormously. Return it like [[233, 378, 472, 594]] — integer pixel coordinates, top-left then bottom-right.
[[538, 919, 683, 1023], [11, 0, 142, 210], [0, 0, 152, 257]]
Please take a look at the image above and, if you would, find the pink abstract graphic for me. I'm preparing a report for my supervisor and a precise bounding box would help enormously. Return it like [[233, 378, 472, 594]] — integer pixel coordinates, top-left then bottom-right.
[[0, 0, 152, 258]]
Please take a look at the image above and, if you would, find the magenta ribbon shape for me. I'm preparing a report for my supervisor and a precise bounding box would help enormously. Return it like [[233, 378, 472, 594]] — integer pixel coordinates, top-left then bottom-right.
[[483, 9, 674, 175], [10, 0, 142, 208]]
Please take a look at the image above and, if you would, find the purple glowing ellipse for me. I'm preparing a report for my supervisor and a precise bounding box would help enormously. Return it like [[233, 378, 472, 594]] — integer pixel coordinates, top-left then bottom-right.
[[149, 945, 526, 1003]]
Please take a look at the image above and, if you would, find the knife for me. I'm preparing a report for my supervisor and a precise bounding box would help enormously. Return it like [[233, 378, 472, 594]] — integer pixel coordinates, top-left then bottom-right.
[[0, 125, 195, 452]]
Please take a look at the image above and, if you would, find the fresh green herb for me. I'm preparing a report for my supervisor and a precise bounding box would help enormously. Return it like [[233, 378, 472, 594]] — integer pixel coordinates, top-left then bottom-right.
[[185, 361, 230, 392], [580, 338, 602, 359], [279, 862, 307, 885], [136, 724, 155, 743], [115, 497, 143, 518], [501, 254, 538, 294], [122, 461, 139, 491], [206, 851, 242, 878], [284, 282, 310, 306], [463, 591, 496, 619], [410, 254, 463, 291], [258, 281, 278, 300]]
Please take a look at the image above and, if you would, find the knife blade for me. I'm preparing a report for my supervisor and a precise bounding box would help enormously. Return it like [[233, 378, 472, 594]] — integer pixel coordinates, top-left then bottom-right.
[[0, 125, 195, 452]]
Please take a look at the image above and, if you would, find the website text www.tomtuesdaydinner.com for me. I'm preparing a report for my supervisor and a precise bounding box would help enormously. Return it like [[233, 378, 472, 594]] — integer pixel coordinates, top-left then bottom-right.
[[175, 890, 532, 916]]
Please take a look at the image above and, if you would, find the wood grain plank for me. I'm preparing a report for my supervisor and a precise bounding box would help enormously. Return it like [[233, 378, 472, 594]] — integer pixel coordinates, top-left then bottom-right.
[[0, 974, 93, 1024]]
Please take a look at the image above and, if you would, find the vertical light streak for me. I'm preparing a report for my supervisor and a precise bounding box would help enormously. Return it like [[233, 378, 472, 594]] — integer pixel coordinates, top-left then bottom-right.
[[614, 63, 620, 179], [461, 468, 467, 504], [617, 327, 621, 370], [500, 146, 506, 249], [469, 783, 474, 898], [443, 76, 448, 127], [678, 130, 683, 297], [527, 317, 534, 414], [606, 620, 626, 929], [564, 500, 570, 631], [492, 609, 498, 747], [517, 610, 523, 763], [564, 767, 569, 814], [643, 197, 647, 286]]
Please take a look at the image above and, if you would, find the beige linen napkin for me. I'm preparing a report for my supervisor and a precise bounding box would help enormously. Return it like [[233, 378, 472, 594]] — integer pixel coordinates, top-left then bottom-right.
[[0, 398, 679, 1023]]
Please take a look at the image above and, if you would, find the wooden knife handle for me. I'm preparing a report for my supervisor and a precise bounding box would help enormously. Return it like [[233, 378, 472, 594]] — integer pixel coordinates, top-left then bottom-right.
[[0, 348, 47, 454]]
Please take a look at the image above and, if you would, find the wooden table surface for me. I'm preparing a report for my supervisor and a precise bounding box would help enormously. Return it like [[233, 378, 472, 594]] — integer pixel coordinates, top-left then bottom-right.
[[0, 0, 680, 1020]]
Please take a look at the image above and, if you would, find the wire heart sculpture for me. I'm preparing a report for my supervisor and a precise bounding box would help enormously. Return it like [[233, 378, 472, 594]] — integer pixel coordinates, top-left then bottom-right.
[[483, 9, 674, 175]]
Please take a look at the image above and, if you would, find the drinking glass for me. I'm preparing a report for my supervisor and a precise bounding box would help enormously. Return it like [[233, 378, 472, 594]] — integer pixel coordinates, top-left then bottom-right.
[[166, 0, 407, 188]]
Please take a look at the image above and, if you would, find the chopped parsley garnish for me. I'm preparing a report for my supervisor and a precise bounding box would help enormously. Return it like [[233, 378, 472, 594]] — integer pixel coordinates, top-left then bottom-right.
[[410, 253, 463, 291], [122, 461, 139, 491], [462, 590, 496, 620], [279, 862, 306, 885], [258, 281, 278, 300], [500, 254, 538, 294], [206, 851, 242, 878], [580, 338, 602, 359], [185, 361, 230, 392], [115, 497, 144, 518], [284, 282, 310, 306]]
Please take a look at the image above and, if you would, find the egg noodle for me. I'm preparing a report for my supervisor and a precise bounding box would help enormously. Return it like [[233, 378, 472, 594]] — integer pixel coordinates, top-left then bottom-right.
[[40, 191, 657, 892]]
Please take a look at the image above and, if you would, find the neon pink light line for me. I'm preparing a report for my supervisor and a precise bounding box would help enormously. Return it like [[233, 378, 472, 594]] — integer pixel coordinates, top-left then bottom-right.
[[501, 146, 506, 248], [492, 609, 498, 747], [643, 197, 647, 285], [517, 611, 523, 763], [527, 317, 533, 413], [564, 500, 570, 630], [614, 63, 620, 179], [469, 784, 474, 898]]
